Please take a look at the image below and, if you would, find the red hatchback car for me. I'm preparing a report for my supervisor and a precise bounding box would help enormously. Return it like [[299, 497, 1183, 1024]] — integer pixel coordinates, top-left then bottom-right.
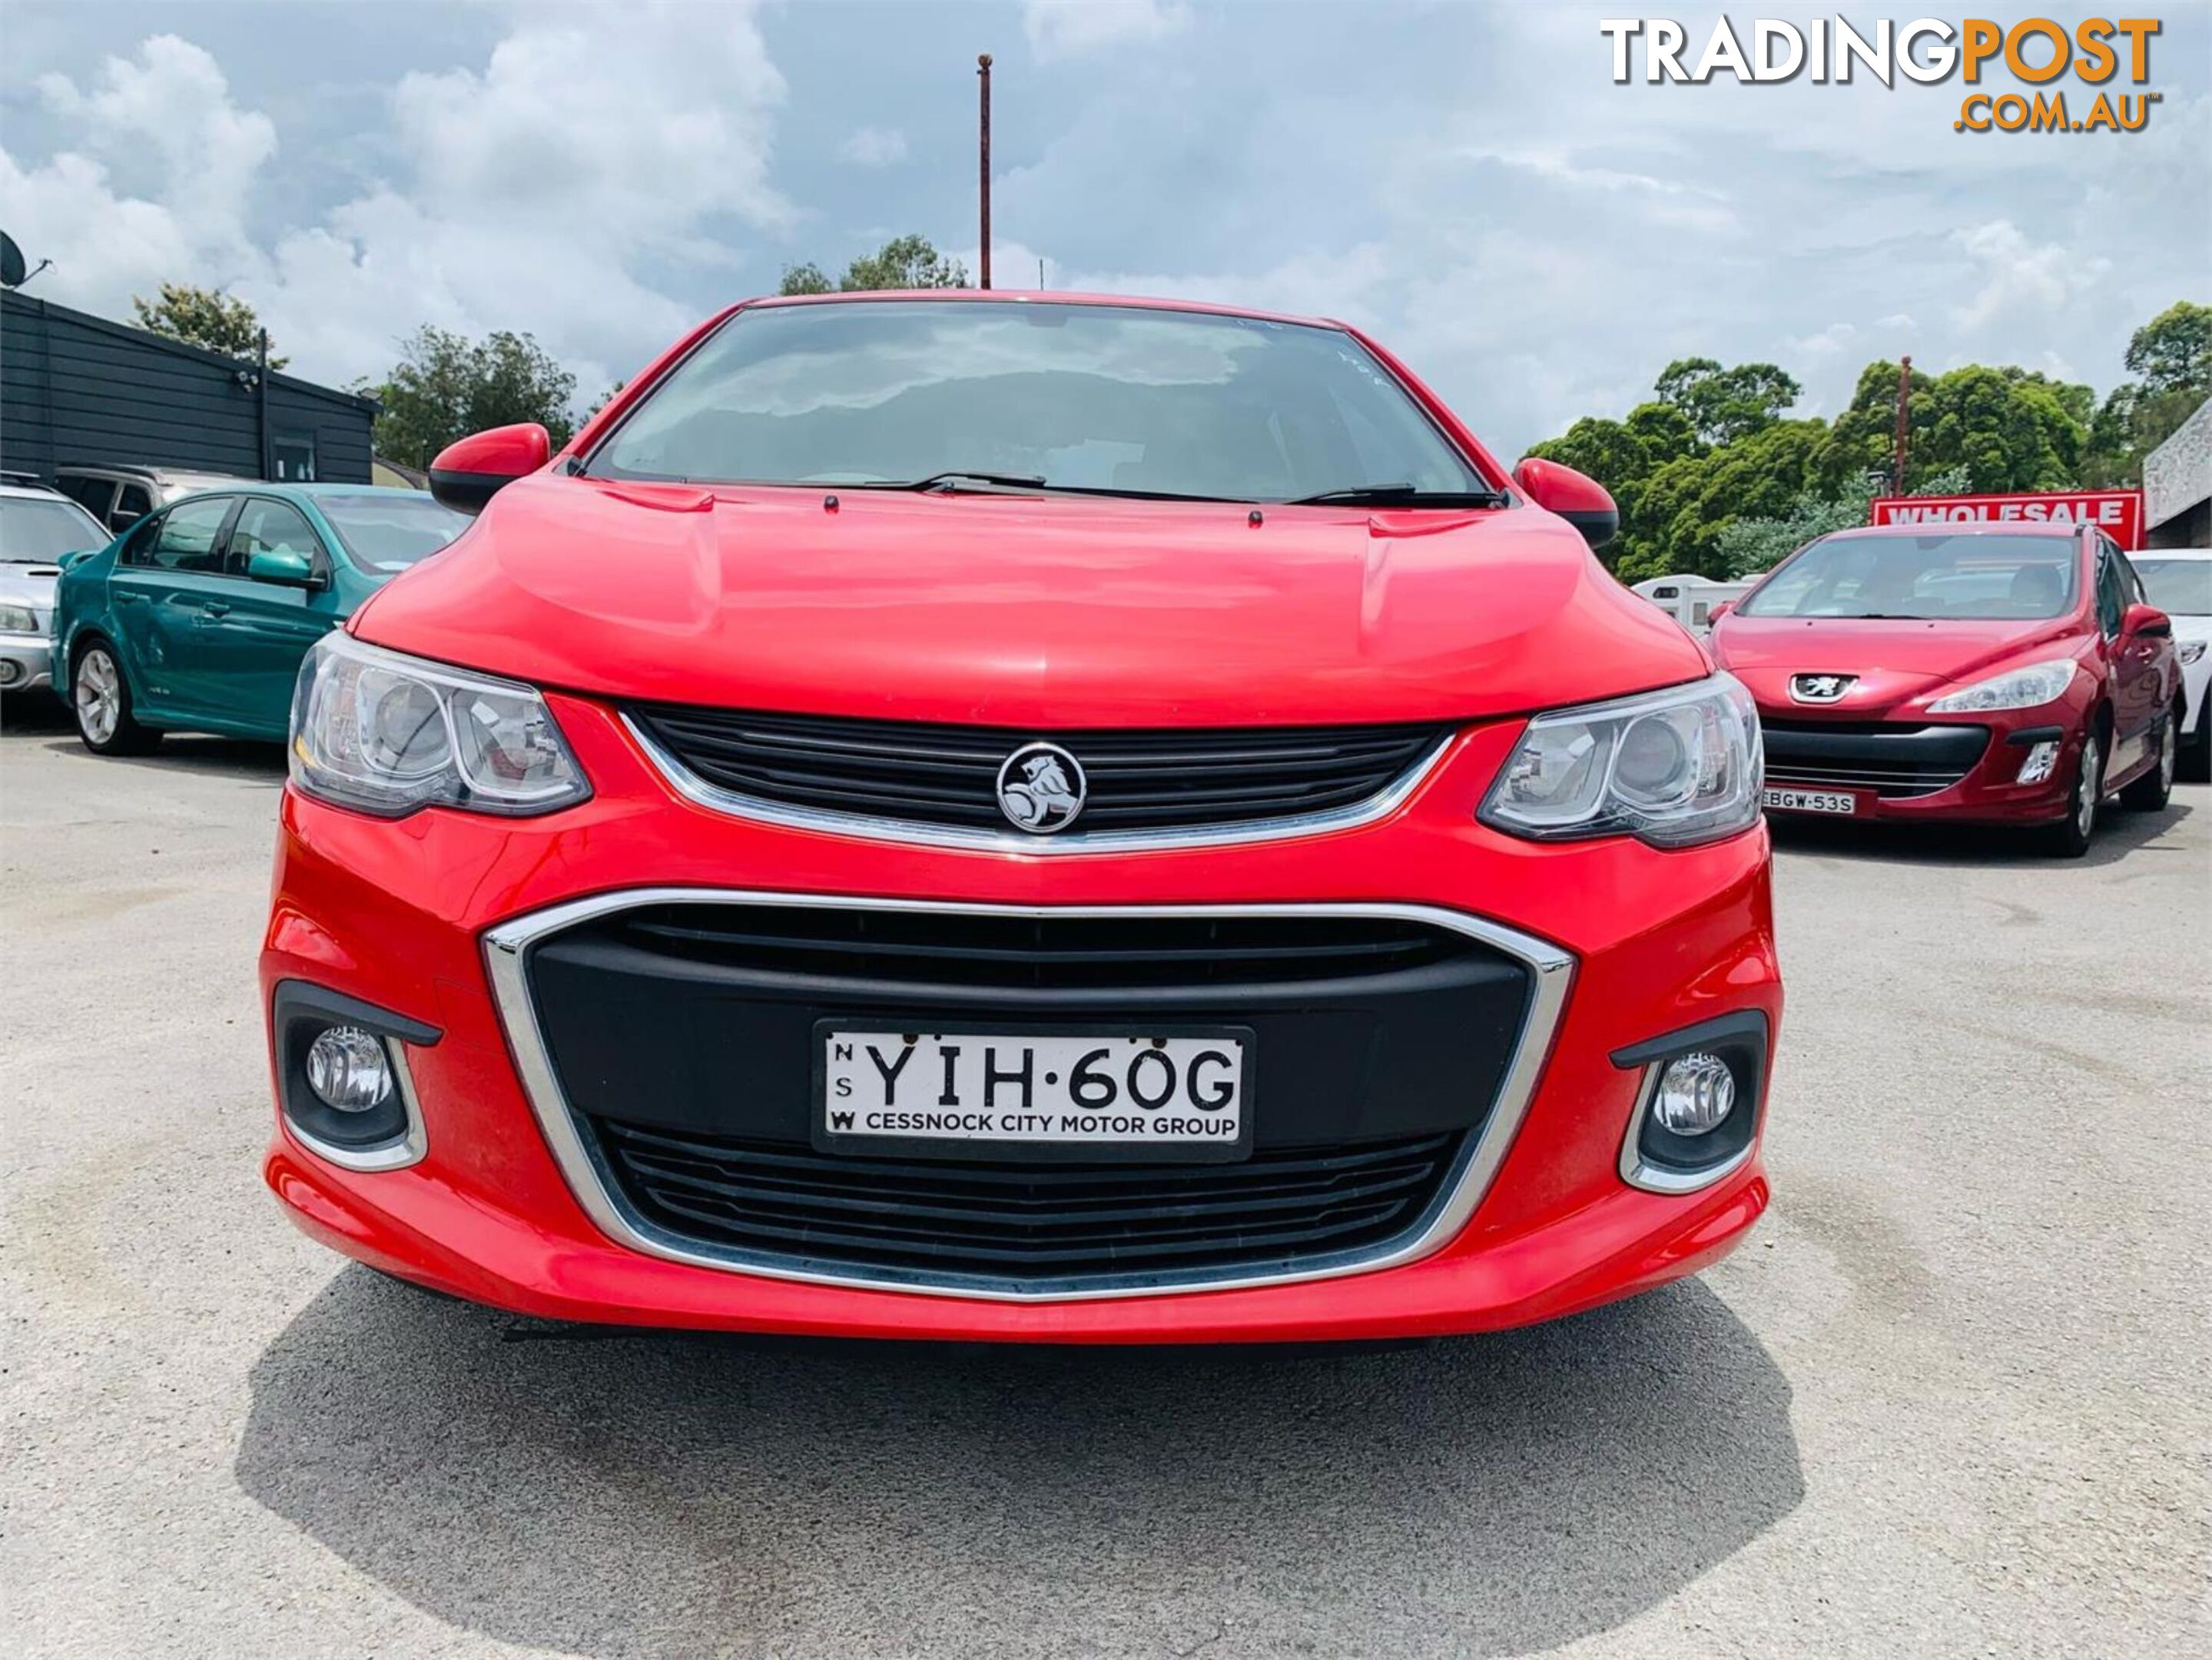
[[1712, 524, 2182, 856], [260, 293, 1779, 1342]]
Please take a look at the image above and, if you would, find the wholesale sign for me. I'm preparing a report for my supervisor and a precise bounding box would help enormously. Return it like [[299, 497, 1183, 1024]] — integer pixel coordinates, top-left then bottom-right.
[[1869, 490, 2144, 549]]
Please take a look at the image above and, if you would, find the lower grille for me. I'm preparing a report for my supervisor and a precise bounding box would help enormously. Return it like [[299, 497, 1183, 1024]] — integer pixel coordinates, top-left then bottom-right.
[[1761, 720, 1988, 799], [593, 1120, 1464, 1288]]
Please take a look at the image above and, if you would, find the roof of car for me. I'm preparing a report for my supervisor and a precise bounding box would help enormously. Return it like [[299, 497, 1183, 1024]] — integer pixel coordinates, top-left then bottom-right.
[[163, 482, 436, 506], [2134, 546, 2212, 559], [57, 464, 247, 486], [745, 287, 1347, 333]]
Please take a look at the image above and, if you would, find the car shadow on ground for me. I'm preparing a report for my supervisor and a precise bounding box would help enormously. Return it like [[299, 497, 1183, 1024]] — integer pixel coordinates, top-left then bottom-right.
[[3, 698, 287, 781], [236, 1267, 1802, 1655], [1768, 790, 2197, 872]]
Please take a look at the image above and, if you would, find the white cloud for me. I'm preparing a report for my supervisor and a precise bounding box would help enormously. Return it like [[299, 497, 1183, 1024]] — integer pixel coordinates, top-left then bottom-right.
[[3, 5, 791, 404], [1023, 1, 1190, 62], [2, 36, 270, 308], [840, 126, 908, 167], [1948, 219, 2111, 333]]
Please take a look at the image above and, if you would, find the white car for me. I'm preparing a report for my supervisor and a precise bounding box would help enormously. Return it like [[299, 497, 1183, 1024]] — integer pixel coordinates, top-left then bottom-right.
[[2131, 549, 2210, 779], [0, 480, 110, 697]]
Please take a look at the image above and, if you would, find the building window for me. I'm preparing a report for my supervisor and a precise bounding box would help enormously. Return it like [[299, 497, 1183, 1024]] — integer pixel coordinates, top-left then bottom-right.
[[273, 433, 317, 482]]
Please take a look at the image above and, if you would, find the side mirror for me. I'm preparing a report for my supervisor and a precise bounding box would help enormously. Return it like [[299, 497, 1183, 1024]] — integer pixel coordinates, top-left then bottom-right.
[[56, 548, 99, 572], [2122, 602, 2171, 639], [429, 423, 551, 516], [1707, 599, 1736, 623], [247, 549, 320, 588], [1513, 457, 1619, 549]]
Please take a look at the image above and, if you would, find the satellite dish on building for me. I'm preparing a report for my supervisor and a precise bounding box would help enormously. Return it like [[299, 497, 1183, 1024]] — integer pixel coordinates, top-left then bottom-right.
[[1, 233, 27, 289]]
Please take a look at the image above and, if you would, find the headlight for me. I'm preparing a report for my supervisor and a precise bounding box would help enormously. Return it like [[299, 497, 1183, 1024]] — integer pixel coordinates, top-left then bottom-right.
[[2180, 640, 2207, 666], [1480, 673, 1763, 848], [0, 603, 38, 632], [1926, 659, 2076, 713], [290, 632, 589, 817]]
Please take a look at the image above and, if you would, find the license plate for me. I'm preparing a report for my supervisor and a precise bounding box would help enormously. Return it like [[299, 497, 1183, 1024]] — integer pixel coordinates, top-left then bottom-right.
[[1763, 787, 1860, 815], [815, 1025, 1251, 1158]]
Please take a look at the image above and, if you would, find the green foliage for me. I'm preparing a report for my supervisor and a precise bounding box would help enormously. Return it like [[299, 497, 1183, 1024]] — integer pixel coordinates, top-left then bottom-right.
[[778, 262, 834, 297], [130, 282, 287, 369], [1812, 360, 2090, 496], [1716, 465, 1972, 579], [2122, 300, 2212, 394], [364, 327, 579, 470], [2080, 302, 2212, 486], [1652, 357, 1800, 447], [1518, 306, 2212, 583], [778, 235, 970, 297]]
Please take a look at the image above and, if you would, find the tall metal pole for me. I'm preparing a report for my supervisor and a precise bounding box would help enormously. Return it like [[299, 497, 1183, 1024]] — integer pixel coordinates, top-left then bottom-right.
[[977, 54, 993, 290], [1892, 354, 1912, 495], [257, 327, 271, 480]]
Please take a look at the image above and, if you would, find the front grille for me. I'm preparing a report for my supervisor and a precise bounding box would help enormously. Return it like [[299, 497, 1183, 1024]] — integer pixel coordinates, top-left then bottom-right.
[[519, 901, 1540, 1292], [1761, 720, 1989, 799], [593, 1120, 1464, 1287], [599, 904, 1474, 991], [629, 704, 1448, 836]]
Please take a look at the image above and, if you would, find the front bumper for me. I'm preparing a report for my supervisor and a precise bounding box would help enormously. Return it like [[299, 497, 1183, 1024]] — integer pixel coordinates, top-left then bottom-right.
[[1758, 699, 2088, 825], [0, 630, 53, 693], [261, 695, 1780, 1341]]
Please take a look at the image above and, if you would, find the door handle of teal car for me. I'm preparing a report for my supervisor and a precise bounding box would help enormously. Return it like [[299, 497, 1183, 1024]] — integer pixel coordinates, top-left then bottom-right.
[[202, 603, 231, 619], [115, 592, 148, 605]]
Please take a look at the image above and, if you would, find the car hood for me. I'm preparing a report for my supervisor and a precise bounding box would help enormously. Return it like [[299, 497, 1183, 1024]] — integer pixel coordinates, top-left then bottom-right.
[[0, 564, 61, 609], [1710, 612, 2082, 713], [352, 475, 1707, 725]]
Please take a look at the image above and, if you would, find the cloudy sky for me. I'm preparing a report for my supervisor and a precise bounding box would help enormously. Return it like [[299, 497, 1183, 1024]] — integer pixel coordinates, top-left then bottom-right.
[[3, 1, 2206, 457]]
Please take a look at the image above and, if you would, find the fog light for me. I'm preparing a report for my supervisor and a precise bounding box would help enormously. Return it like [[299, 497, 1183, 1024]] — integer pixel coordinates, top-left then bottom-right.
[[1652, 1052, 1736, 1137], [305, 1027, 393, 1113], [0, 661, 21, 687], [2016, 740, 2059, 785]]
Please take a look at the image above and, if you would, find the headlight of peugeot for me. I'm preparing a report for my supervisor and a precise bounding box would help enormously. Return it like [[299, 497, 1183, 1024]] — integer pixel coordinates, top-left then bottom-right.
[[0, 603, 38, 632], [290, 632, 589, 817], [1480, 673, 1763, 848], [1925, 659, 2076, 714]]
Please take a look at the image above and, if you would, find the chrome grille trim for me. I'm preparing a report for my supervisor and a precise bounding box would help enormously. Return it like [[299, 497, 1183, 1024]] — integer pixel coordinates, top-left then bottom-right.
[[622, 714, 1458, 855], [484, 889, 1575, 1303]]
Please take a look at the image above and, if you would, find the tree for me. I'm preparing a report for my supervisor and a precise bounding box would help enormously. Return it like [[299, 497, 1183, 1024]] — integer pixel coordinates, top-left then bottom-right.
[[1653, 357, 1800, 447], [1812, 360, 2088, 496], [778, 262, 834, 297], [130, 282, 287, 368], [1716, 465, 1972, 579], [364, 327, 579, 470], [778, 234, 970, 297], [2081, 301, 2212, 485], [2123, 300, 2212, 394]]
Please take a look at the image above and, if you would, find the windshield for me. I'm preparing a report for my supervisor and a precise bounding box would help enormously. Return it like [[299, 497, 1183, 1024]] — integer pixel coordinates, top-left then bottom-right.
[[315, 494, 471, 573], [1740, 533, 2081, 620], [2132, 557, 2212, 617], [0, 495, 107, 563], [588, 300, 1485, 501]]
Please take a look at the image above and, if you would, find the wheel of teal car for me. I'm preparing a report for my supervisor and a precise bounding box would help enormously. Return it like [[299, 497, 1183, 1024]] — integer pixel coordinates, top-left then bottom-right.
[[72, 640, 159, 756]]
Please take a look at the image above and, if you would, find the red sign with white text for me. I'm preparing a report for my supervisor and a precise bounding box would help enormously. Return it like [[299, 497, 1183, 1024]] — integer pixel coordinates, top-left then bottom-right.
[[1870, 490, 2144, 549]]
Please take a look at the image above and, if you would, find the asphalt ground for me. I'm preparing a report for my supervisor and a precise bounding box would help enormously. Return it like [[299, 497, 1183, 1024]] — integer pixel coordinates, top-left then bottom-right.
[[3, 694, 2207, 1658]]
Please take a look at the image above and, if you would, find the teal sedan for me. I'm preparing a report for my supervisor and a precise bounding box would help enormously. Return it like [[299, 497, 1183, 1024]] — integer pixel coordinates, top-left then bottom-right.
[[53, 484, 470, 754]]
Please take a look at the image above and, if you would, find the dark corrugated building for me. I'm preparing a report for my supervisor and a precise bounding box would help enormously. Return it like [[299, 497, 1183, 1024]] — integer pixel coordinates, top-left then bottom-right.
[[0, 289, 376, 484]]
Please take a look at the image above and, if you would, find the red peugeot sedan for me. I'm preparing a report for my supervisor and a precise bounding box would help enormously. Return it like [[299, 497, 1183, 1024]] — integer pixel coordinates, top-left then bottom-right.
[[260, 293, 1777, 1342], [1711, 524, 2182, 857]]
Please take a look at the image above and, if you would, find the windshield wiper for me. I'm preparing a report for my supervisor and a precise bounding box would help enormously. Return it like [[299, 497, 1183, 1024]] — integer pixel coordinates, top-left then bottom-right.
[[892, 470, 1051, 493], [1282, 483, 1509, 508]]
